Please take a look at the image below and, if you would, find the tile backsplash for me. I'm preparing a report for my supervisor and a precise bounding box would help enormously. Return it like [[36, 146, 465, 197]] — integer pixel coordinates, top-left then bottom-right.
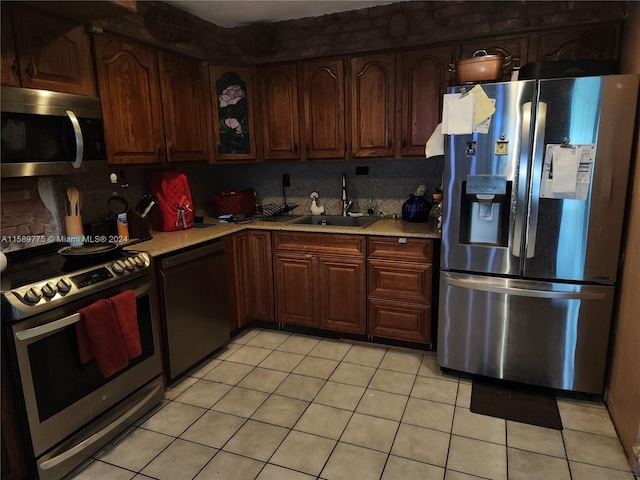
[[211, 158, 444, 219], [0, 157, 443, 251]]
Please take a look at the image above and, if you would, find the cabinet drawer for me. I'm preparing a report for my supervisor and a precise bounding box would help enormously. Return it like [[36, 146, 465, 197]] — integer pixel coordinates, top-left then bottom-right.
[[273, 232, 365, 257], [368, 259, 432, 303], [367, 236, 432, 262], [368, 299, 431, 344]]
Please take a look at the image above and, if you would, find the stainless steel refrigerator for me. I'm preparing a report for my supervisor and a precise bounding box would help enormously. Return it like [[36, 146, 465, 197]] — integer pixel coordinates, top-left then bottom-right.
[[437, 74, 639, 394]]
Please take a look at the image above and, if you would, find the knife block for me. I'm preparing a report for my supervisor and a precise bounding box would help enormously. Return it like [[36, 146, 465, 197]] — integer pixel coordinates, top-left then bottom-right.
[[127, 209, 151, 239]]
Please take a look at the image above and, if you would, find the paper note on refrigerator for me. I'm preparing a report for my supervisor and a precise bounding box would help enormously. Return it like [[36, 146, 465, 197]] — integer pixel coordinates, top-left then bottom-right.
[[540, 144, 595, 200], [469, 85, 496, 126], [551, 146, 579, 193], [442, 93, 474, 134]]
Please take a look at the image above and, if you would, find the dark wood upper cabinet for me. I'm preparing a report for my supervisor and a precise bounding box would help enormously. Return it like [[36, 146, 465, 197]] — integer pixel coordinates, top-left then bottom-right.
[[4, 5, 95, 95], [259, 63, 301, 160], [95, 35, 209, 165], [350, 53, 396, 158], [157, 51, 209, 163], [400, 46, 451, 157], [1, 6, 19, 87], [94, 34, 165, 164], [301, 58, 346, 160], [209, 65, 257, 161], [534, 25, 620, 62]]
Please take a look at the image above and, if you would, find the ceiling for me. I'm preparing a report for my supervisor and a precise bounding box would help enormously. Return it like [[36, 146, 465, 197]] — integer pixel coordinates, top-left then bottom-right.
[[164, 0, 406, 28]]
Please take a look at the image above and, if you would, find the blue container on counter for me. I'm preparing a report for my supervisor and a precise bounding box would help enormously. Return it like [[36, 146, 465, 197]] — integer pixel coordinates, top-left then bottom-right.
[[402, 194, 431, 223]]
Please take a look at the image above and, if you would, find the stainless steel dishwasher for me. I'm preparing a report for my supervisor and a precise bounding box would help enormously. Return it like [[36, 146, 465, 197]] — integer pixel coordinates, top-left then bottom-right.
[[157, 240, 230, 381]]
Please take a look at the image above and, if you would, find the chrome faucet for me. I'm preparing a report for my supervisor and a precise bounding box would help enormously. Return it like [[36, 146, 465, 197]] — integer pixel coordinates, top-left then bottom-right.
[[341, 173, 352, 216]]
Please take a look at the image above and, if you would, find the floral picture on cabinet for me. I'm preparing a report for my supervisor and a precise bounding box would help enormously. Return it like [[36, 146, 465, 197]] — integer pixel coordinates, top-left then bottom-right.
[[216, 71, 251, 154]]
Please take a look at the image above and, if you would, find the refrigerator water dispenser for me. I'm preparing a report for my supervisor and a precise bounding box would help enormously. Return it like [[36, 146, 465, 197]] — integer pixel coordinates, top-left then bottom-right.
[[460, 175, 510, 246]]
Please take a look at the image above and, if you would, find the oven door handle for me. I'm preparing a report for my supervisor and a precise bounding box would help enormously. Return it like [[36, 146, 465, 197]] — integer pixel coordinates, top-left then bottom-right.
[[15, 284, 150, 341], [15, 312, 81, 341]]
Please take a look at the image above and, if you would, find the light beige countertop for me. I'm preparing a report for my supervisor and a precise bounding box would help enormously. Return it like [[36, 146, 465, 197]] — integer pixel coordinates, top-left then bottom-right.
[[126, 216, 440, 257]]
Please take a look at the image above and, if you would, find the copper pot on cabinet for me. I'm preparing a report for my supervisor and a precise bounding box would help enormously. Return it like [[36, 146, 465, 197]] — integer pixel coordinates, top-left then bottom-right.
[[450, 50, 510, 84]]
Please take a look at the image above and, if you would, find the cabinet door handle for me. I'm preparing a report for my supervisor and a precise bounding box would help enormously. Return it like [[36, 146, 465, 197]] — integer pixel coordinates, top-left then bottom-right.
[[306, 144, 309, 153], [305, 254, 313, 259], [293, 143, 298, 153], [158, 145, 166, 160], [170, 144, 176, 154], [24, 62, 34, 78], [388, 140, 393, 149]]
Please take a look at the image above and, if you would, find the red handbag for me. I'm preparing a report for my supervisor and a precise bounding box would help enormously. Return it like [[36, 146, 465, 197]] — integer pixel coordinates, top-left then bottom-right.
[[212, 189, 256, 217], [147, 170, 194, 231]]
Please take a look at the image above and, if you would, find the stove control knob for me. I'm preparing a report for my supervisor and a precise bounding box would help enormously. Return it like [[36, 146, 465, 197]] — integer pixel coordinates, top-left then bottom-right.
[[57, 278, 72, 294], [24, 287, 42, 304], [124, 259, 135, 271], [112, 261, 126, 274], [134, 255, 146, 268], [42, 282, 58, 298]]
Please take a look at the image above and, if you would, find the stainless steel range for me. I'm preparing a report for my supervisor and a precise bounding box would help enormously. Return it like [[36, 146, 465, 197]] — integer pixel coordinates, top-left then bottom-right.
[[1, 244, 164, 480]]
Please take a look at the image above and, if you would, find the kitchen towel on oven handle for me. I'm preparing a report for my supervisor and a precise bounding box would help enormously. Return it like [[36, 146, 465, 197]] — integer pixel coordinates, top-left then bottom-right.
[[76, 290, 142, 378], [147, 170, 194, 231], [212, 189, 256, 217]]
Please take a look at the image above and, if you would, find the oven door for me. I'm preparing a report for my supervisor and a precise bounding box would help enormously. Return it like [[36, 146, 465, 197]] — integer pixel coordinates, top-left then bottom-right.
[[10, 275, 163, 463]]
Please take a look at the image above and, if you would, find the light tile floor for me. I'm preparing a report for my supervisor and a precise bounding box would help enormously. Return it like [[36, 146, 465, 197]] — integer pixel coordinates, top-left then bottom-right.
[[68, 328, 638, 480]]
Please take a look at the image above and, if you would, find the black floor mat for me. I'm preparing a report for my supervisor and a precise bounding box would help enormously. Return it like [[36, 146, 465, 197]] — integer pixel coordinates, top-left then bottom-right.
[[470, 375, 563, 430]]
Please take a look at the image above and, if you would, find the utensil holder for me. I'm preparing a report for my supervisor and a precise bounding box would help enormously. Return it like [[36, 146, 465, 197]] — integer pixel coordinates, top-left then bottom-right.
[[64, 215, 84, 247], [127, 209, 151, 239]]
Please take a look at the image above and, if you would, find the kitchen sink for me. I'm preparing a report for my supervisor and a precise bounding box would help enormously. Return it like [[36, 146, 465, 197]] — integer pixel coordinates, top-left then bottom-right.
[[290, 215, 378, 228]]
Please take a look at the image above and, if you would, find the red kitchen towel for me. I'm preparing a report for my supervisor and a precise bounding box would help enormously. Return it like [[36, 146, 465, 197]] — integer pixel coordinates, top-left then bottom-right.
[[76, 299, 129, 378], [110, 290, 142, 360]]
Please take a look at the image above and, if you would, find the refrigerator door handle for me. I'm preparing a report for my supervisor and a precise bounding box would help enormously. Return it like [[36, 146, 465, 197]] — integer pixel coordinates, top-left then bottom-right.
[[512, 102, 533, 259], [526, 101, 548, 259], [445, 276, 606, 300]]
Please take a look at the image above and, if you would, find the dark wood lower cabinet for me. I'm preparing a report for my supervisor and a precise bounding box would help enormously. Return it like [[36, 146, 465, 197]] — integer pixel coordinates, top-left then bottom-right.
[[273, 232, 366, 334], [249, 231, 275, 322], [318, 256, 366, 334], [367, 236, 434, 344], [227, 231, 252, 329], [274, 252, 317, 327], [234, 231, 435, 344], [228, 230, 275, 329], [369, 299, 432, 344]]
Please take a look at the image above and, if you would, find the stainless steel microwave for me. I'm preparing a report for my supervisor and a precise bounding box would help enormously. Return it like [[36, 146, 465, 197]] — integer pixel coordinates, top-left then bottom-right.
[[1, 86, 107, 178]]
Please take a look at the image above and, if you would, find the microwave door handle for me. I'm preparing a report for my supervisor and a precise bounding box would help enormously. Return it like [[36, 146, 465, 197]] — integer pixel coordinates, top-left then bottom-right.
[[513, 101, 533, 258], [526, 101, 547, 259], [65, 109, 84, 169]]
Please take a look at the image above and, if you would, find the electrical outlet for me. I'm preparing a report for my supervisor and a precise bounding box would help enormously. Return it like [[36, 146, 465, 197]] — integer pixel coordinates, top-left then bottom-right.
[[282, 174, 291, 187]]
